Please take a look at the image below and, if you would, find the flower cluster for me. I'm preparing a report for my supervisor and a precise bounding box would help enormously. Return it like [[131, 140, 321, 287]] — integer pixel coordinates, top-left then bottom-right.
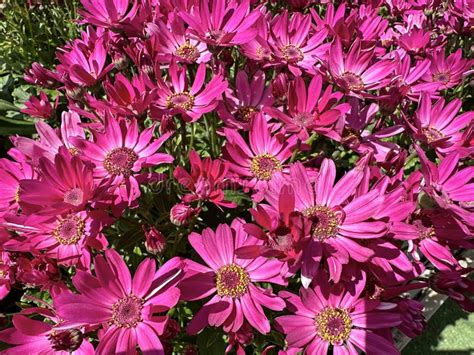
[[0, 0, 473, 354]]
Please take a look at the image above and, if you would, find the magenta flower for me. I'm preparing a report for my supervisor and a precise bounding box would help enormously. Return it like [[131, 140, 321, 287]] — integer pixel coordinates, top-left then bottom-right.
[[326, 39, 396, 94], [179, 0, 261, 47], [217, 70, 274, 130], [19, 148, 97, 215], [264, 161, 388, 286], [416, 147, 474, 227], [179, 220, 286, 334], [13, 111, 85, 164], [71, 117, 173, 204], [55, 250, 183, 354], [398, 28, 432, 55], [275, 274, 401, 354], [79, 0, 138, 28], [269, 11, 329, 76], [149, 17, 211, 64], [222, 113, 297, 196], [430, 268, 474, 312], [153, 62, 227, 122], [408, 93, 474, 154], [174, 150, 236, 208], [2, 210, 110, 268], [0, 251, 13, 300], [0, 312, 94, 354], [0, 157, 35, 214], [24, 62, 60, 88], [21, 91, 54, 119], [265, 75, 349, 141], [104, 73, 156, 117], [423, 49, 473, 89], [57, 37, 113, 87]]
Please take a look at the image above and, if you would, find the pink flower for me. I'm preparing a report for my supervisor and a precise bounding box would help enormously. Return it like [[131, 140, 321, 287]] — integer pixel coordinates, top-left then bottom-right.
[[24, 62, 60, 88], [104, 73, 157, 117], [170, 203, 201, 226], [153, 62, 227, 122], [423, 48, 473, 89], [2, 210, 110, 268], [398, 28, 432, 55], [218, 70, 273, 130], [0, 251, 13, 300], [265, 75, 349, 141], [57, 37, 113, 87], [19, 148, 97, 215], [148, 17, 211, 64], [325, 39, 396, 95], [21, 91, 55, 119], [0, 157, 35, 214], [179, 0, 261, 47], [269, 11, 329, 76], [174, 150, 236, 208], [264, 161, 388, 286], [143, 226, 167, 255], [179, 220, 286, 335], [222, 113, 297, 195], [408, 93, 474, 154], [55, 250, 183, 354], [71, 117, 173, 205], [275, 274, 401, 355], [14, 255, 61, 290], [430, 268, 474, 312], [12, 111, 86, 164], [79, 0, 138, 28], [0, 312, 94, 354]]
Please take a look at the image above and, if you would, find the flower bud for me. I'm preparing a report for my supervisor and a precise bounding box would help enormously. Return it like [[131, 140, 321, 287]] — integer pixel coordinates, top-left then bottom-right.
[[49, 329, 84, 352], [170, 203, 200, 226], [143, 226, 167, 255]]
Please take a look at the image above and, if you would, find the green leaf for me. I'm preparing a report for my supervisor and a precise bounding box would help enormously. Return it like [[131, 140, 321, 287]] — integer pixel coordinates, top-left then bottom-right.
[[0, 99, 19, 111]]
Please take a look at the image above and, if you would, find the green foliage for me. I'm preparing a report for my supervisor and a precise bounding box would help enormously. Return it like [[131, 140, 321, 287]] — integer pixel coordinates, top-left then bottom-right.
[[0, 0, 80, 75]]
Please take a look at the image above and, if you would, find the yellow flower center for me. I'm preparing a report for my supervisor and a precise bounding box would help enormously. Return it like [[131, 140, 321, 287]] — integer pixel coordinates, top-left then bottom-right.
[[303, 206, 340, 241], [53, 215, 85, 245], [104, 147, 138, 177], [281, 44, 304, 63], [340, 72, 364, 91], [315, 307, 352, 345], [421, 127, 444, 144], [111, 294, 144, 328], [250, 154, 282, 181], [175, 41, 200, 62], [166, 91, 195, 111], [216, 264, 250, 298], [235, 106, 257, 123]]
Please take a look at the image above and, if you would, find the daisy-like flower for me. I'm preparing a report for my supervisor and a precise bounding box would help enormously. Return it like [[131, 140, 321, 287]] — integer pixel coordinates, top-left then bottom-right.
[[153, 62, 227, 122], [0, 156, 35, 215], [0, 312, 94, 354], [408, 93, 474, 154], [19, 148, 97, 215], [423, 48, 473, 89], [0, 251, 14, 300], [12, 111, 86, 164], [104, 73, 157, 117], [269, 11, 329, 76], [217, 70, 274, 130], [174, 150, 236, 208], [416, 147, 474, 227], [149, 17, 211, 64], [179, 0, 261, 47], [71, 117, 173, 204], [55, 250, 183, 354], [179, 219, 286, 335], [79, 0, 138, 29], [2, 210, 111, 268], [265, 75, 349, 141], [325, 39, 396, 95], [264, 161, 388, 286], [222, 113, 297, 196], [21, 91, 55, 119], [57, 37, 114, 87], [275, 274, 401, 355]]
